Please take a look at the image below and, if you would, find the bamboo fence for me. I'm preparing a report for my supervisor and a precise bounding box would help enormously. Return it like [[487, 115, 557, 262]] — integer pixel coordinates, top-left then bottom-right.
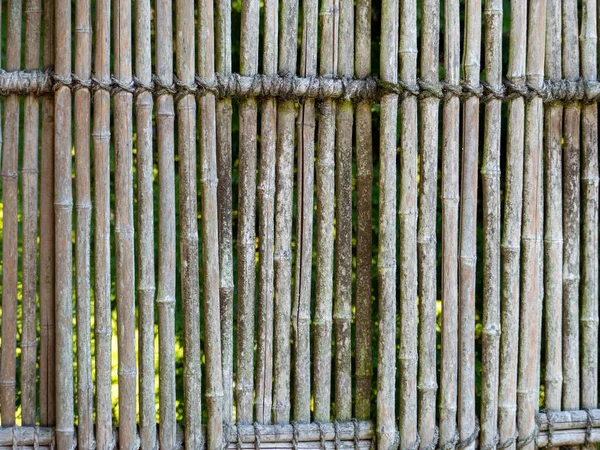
[[0, 0, 600, 448]]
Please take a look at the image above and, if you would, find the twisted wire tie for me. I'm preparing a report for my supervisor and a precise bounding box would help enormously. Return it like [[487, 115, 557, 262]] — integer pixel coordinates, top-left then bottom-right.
[[352, 419, 361, 450], [317, 422, 327, 450], [236, 424, 244, 450], [456, 419, 480, 450], [333, 420, 342, 450], [291, 421, 300, 450], [254, 422, 262, 450], [497, 429, 520, 450], [584, 407, 594, 446]]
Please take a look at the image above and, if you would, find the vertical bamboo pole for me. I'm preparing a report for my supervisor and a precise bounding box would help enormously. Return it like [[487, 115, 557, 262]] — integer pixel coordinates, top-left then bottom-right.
[[39, 0, 55, 426], [156, 0, 177, 443], [354, 0, 372, 422], [294, 0, 317, 424], [580, 0, 598, 435], [237, 0, 260, 423], [334, 0, 353, 422], [0, 0, 22, 426], [255, 0, 278, 425], [93, 0, 113, 440], [518, 0, 546, 447], [313, 0, 337, 423], [114, 0, 137, 441], [215, 0, 234, 425], [543, 0, 563, 415], [135, 0, 156, 441], [417, 0, 439, 440], [177, 0, 202, 443], [377, 0, 398, 445], [198, 0, 225, 443], [54, 0, 74, 441], [74, 0, 93, 441], [498, 0, 526, 446], [20, 0, 42, 425], [561, 0, 581, 413], [480, 0, 502, 445], [273, 0, 298, 425]]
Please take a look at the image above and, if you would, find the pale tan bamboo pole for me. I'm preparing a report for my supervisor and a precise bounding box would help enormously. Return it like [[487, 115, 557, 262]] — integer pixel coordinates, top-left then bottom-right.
[[517, 0, 546, 447], [93, 0, 113, 440], [354, 0, 372, 422], [333, 0, 353, 421], [562, 0, 581, 413], [114, 0, 137, 441], [439, 0, 460, 441], [54, 0, 74, 441], [0, 0, 21, 426], [156, 0, 177, 443], [39, 0, 55, 426], [135, 0, 156, 441], [543, 0, 563, 414], [417, 0, 438, 441], [215, 0, 234, 424], [580, 0, 598, 434], [74, 0, 93, 440], [237, 0, 260, 423], [497, 0, 526, 446], [480, 0, 502, 444], [458, 0, 480, 445], [398, 0, 418, 440], [177, 0, 201, 442], [20, 0, 42, 425], [273, 0, 298, 425], [255, 0, 278, 424], [198, 0, 225, 443], [294, 0, 317, 423], [377, 0, 398, 446]]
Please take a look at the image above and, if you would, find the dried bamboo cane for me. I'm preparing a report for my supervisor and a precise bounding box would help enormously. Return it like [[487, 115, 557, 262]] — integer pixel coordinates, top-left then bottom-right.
[[333, 0, 353, 422], [198, 0, 225, 443], [377, 0, 398, 446], [135, 0, 156, 441], [294, 0, 317, 423], [354, 0, 372, 422], [580, 0, 598, 435], [561, 0, 581, 413], [54, 0, 74, 441], [215, 0, 234, 425], [543, 0, 563, 414], [114, 0, 137, 442], [517, 0, 546, 447], [313, 0, 337, 423], [177, 0, 201, 443], [417, 0, 438, 441], [480, 0, 502, 445], [255, 0, 278, 425], [156, 0, 177, 441], [273, 0, 298, 425], [237, 0, 260, 423], [93, 0, 113, 440], [20, 0, 42, 425], [74, 0, 93, 441], [497, 0, 526, 446], [0, 0, 21, 427]]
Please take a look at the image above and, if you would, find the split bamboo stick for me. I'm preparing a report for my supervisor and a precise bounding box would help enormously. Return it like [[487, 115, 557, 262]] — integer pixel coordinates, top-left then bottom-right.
[[273, 0, 298, 425], [237, 0, 260, 423], [417, 0, 439, 441], [354, 0, 373, 422], [215, 0, 234, 425], [156, 0, 177, 444], [74, 0, 93, 441], [255, 0, 278, 424], [0, 0, 21, 426], [313, 0, 337, 423], [334, 0, 353, 422], [198, 0, 225, 443], [93, 0, 113, 440], [20, 0, 42, 425], [114, 0, 137, 441], [561, 0, 581, 412], [377, 0, 398, 445]]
